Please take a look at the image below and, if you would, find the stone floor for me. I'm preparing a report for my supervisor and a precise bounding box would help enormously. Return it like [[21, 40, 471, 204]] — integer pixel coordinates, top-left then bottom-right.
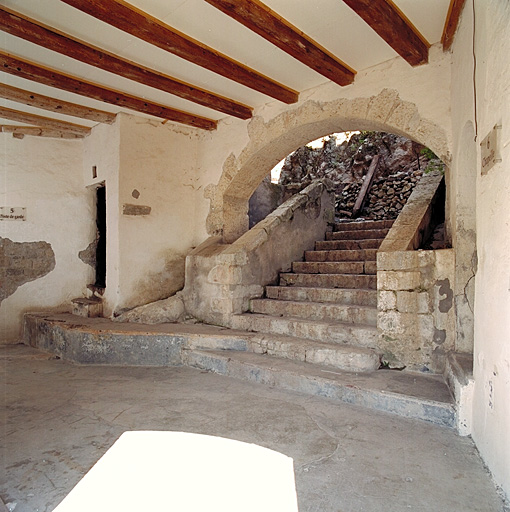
[[1, 344, 507, 512]]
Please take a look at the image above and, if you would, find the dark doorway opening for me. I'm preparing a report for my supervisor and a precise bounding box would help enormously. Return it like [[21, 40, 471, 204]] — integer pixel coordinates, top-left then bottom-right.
[[95, 185, 106, 288]]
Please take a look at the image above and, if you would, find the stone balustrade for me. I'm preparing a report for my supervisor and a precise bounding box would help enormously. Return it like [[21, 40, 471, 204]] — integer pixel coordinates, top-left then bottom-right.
[[184, 181, 334, 327]]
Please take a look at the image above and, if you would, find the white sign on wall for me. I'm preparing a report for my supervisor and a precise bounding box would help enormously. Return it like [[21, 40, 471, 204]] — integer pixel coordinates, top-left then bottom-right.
[[480, 124, 502, 175], [0, 207, 26, 221]]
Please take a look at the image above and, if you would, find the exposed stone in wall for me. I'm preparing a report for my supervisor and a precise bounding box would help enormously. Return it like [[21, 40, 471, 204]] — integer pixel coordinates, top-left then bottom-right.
[[78, 239, 97, 269], [0, 238, 55, 303]]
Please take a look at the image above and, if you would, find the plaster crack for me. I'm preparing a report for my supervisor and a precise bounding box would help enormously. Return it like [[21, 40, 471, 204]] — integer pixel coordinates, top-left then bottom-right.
[[463, 273, 475, 314]]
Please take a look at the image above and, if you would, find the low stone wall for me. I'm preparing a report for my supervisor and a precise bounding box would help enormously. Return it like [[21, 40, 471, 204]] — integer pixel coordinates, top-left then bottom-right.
[[377, 172, 455, 373], [184, 181, 334, 327]]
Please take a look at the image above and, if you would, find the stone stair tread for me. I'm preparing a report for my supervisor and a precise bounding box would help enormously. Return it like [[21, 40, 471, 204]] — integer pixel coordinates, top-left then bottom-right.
[[235, 312, 378, 331], [231, 312, 378, 347], [250, 298, 377, 325], [292, 261, 367, 274], [316, 239, 382, 250], [253, 297, 377, 311], [326, 228, 390, 240], [265, 285, 377, 306], [186, 330, 381, 372], [305, 249, 377, 262], [279, 272, 377, 290], [334, 220, 394, 231], [187, 349, 455, 428]]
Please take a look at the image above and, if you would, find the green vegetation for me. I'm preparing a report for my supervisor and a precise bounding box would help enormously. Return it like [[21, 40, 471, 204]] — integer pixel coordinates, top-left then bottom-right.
[[420, 147, 444, 175]]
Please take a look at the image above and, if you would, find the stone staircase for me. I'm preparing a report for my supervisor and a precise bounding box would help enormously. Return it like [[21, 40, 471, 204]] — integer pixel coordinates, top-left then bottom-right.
[[185, 219, 455, 427], [228, 219, 394, 372]]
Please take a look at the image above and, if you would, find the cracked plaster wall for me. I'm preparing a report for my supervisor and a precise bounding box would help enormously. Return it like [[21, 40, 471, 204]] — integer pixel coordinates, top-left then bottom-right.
[[0, 134, 93, 343], [450, 0, 510, 497]]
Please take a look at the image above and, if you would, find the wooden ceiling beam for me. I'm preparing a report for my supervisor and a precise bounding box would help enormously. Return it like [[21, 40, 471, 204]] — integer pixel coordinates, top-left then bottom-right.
[[60, 0, 298, 104], [0, 106, 91, 135], [204, 0, 355, 86], [1, 125, 85, 139], [0, 83, 116, 124], [0, 52, 217, 130], [342, 0, 429, 66], [0, 6, 252, 120], [441, 0, 467, 51]]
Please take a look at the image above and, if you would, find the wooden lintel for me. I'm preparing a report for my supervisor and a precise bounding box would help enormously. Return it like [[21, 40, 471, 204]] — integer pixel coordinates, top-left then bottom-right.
[[1, 124, 85, 139], [0, 106, 91, 135], [204, 0, 355, 86], [60, 0, 298, 104], [0, 83, 116, 124], [0, 6, 252, 119], [342, 0, 429, 66], [441, 0, 468, 51], [0, 52, 217, 130]]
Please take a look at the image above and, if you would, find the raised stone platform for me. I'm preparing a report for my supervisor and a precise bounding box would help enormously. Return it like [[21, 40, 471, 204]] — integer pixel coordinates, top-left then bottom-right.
[[23, 313, 455, 428]]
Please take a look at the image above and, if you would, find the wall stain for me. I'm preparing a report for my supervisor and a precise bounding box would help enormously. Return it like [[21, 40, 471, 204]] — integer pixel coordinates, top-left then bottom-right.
[[433, 328, 447, 345]]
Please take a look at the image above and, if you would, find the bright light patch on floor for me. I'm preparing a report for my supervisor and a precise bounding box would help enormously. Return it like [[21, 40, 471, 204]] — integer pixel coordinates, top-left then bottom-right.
[[53, 431, 298, 512], [270, 131, 359, 183]]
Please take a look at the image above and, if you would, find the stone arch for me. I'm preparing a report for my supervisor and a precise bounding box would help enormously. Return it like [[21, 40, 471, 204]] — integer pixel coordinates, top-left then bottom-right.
[[207, 89, 451, 243]]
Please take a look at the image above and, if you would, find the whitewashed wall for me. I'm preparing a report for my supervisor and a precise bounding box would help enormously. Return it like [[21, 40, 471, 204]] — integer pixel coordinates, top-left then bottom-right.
[[450, 0, 510, 498], [83, 113, 203, 316], [115, 114, 201, 313], [0, 135, 93, 343]]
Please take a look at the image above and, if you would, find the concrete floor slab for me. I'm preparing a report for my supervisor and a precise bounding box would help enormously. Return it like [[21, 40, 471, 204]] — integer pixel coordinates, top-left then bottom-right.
[[1, 345, 506, 512]]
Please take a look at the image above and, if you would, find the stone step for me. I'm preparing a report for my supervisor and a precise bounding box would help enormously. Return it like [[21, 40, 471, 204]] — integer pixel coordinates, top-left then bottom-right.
[[316, 239, 382, 250], [326, 228, 390, 240], [230, 313, 378, 348], [265, 286, 377, 307], [250, 299, 377, 325], [186, 350, 456, 428], [305, 249, 377, 262], [292, 261, 376, 275], [279, 272, 377, 289], [185, 332, 381, 372], [333, 220, 394, 231]]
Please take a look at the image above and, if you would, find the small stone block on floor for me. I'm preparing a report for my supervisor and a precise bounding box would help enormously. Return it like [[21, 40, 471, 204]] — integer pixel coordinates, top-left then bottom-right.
[[71, 297, 103, 318]]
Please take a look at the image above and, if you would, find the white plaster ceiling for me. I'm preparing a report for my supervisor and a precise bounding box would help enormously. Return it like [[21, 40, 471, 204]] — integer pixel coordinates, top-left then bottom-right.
[[0, 0, 451, 131]]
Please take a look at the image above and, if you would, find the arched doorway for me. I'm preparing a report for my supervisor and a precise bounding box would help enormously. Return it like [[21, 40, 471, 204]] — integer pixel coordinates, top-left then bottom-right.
[[207, 89, 450, 243]]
